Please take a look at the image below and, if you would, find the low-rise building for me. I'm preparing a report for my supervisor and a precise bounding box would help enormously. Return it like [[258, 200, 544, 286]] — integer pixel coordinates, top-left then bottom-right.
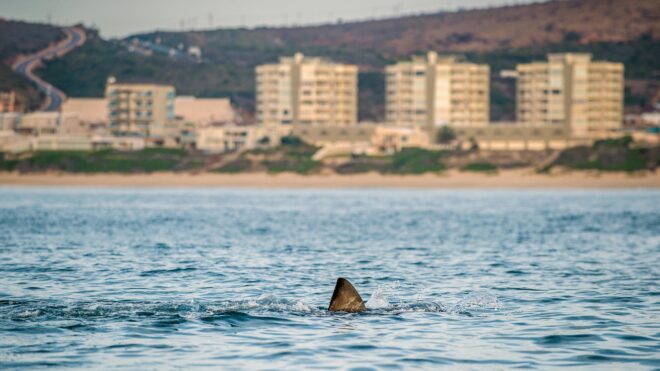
[[13, 112, 82, 136], [370, 126, 430, 154], [61, 98, 109, 129], [174, 96, 235, 127], [0, 113, 19, 131], [196, 124, 268, 153], [640, 112, 660, 126], [0, 91, 18, 113]]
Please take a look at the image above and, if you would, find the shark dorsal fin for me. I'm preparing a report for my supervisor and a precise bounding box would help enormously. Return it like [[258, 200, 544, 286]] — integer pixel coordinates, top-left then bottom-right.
[[328, 278, 367, 312]]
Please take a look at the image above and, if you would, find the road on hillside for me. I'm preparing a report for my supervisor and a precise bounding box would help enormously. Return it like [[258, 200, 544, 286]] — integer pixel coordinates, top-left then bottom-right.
[[12, 27, 86, 112]]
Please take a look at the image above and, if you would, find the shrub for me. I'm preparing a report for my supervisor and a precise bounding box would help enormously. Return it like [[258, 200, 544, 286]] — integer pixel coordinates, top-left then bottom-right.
[[215, 159, 252, 173], [461, 162, 498, 173], [386, 148, 446, 174], [436, 126, 456, 144], [280, 135, 303, 146], [593, 135, 632, 149]]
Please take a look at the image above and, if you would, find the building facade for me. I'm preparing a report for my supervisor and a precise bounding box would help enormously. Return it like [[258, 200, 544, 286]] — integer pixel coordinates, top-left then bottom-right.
[[515, 53, 624, 134], [105, 78, 175, 136], [256, 53, 358, 126], [196, 124, 269, 153], [386, 52, 489, 128], [0, 91, 17, 113], [173, 96, 235, 127]]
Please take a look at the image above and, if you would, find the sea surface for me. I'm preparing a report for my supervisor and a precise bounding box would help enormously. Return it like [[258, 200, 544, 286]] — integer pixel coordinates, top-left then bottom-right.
[[0, 188, 658, 369]]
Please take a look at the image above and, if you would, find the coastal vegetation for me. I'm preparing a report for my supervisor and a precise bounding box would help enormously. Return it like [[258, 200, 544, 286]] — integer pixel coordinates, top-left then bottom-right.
[[0, 148, 202, 173], [335, 149, 447, 175], [541, 136, 657, 173], [2, 136, 658, 175], [461, 162, 498, 173], [260, 138, 321, 174]]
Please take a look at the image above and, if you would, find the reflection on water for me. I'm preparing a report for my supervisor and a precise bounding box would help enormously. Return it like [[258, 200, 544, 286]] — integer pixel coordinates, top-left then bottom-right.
[[0, 188, 659, 369]]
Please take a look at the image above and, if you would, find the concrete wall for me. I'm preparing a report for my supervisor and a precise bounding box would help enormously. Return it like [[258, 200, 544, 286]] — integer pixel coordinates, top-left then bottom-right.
[[441, 124, 583, 150], [291, 123, 376, 146]]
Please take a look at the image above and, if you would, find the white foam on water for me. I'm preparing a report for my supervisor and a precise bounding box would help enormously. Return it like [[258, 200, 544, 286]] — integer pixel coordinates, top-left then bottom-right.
[[366, 281, 400, 309], [450, 291, 502, 313]]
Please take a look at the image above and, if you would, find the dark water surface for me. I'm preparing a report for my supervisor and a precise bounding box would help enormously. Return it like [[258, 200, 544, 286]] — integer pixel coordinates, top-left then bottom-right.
[[0, 188, 658, 369]]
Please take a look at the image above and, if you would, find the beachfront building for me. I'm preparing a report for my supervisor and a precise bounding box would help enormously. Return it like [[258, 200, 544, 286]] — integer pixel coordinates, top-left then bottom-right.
[[385, 52, 489, 128], [173, 96, 235, 127], [370, 126, 430, 154], [515, 53, 624, 134], [62, 98, 109, 131], [64, 96, 236, 129], [196, 124, 268, 153], [256, 53, 358, 126], [105, 77, 175, 136]]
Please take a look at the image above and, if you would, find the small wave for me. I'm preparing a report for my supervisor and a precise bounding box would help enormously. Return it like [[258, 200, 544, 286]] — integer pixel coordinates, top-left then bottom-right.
[[0, 290, 502, 323], [449, 291, 502, 314], [366, 281, 400, 309], [536, 333, 604, 346], [207, 294, 315, 315], [139, 267, 197, 276], [363, 282, 447, 314]]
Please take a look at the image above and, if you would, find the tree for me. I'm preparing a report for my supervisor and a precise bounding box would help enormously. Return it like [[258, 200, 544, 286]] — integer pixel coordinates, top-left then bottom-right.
[[437, 126, 456, 144]]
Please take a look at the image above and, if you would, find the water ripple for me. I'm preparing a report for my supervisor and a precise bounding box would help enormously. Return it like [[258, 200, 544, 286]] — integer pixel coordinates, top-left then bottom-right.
[[0, 188, 659, 369]]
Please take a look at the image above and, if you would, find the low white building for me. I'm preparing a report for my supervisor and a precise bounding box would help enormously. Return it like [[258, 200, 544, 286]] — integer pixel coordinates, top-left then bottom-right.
[[641, 112, 660, 126], [0, 113, 18, 131], [370, 126, 431, 154], [61, 98, 109, 130], [174, 96, 235, 127], [196, 125, 270, 153]]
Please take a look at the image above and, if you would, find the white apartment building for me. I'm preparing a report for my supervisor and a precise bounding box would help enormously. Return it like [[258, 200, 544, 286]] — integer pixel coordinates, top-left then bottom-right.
[[386, 52, 489, 127], [256, 53, 358, 126], [515, 53, 624, 134], [105, 77, 175, 136]]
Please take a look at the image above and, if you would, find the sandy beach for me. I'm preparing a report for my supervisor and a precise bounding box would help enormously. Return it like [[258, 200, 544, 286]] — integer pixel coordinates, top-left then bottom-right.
[[1, 170, 659, 188]]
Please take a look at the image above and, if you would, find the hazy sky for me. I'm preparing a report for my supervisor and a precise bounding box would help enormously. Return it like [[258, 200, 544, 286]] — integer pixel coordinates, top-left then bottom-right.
[[1, 0, 542, 38]]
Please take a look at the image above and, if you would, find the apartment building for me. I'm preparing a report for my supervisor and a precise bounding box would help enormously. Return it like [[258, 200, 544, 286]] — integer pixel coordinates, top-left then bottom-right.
[[515, 53, 624, 134], [105, 77, 175, 136], [386, 52, 489, 128], [256, 53, 358, 126]]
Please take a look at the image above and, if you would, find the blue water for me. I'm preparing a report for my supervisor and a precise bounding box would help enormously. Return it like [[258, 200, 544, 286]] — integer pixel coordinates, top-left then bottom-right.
[[0, 188, 659, 369]]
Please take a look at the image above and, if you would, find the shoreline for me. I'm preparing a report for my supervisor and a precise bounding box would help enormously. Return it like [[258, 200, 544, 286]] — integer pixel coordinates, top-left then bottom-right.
[[1, 170, 660, 189]]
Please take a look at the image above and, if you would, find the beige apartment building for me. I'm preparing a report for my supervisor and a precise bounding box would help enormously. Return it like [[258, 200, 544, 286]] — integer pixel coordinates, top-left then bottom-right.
[[256, 53, 358, 126], [515, 53, 624, 134], [386, 52, 489, 128], [105, 77, 175, 136]]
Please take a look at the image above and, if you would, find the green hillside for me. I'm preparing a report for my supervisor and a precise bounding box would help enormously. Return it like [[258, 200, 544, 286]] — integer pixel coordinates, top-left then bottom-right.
[[0, 19, 64, 111], [2, 0, 657, 118], [39, 32, 660, 121]]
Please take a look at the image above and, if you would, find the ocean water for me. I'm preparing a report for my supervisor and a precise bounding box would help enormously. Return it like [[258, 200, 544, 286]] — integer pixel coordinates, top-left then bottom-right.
[[0, 188, 658, 369]]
